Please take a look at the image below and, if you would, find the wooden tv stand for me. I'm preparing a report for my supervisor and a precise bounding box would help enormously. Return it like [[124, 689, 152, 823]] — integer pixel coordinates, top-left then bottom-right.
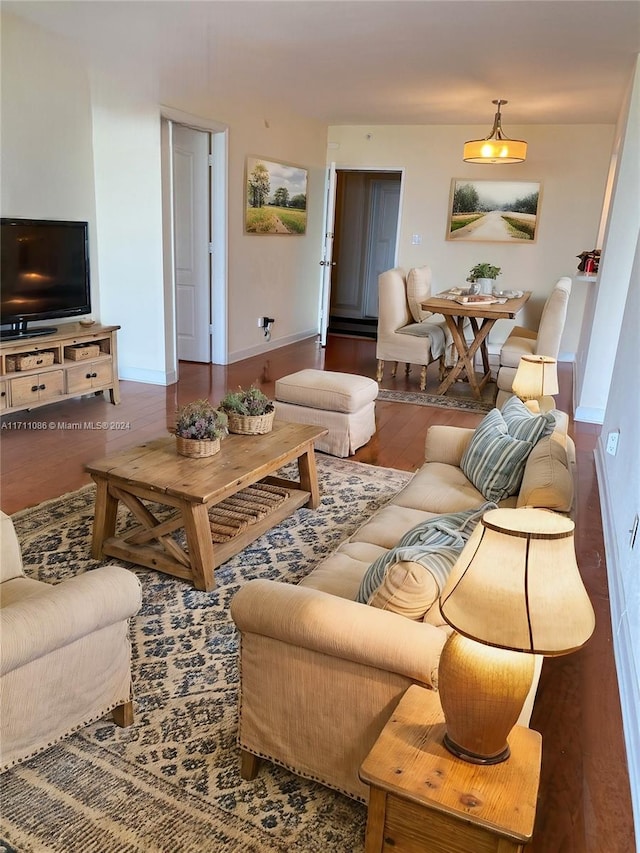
[[0, 323, 120, 416]]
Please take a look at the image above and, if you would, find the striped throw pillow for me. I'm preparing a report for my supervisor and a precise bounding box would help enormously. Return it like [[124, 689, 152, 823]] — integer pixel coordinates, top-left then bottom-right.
[[501, 395, 556, 443], [461, 408, 534, 501]]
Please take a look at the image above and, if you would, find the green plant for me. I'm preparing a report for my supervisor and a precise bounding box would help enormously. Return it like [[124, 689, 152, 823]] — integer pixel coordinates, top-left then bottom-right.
[[175, 399, 228, 440], [220, 385, 274, 417], [467, 262, 502, 282]]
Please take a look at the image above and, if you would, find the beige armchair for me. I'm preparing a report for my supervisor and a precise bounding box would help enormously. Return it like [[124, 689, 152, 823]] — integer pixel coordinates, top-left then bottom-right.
[[376, 266, 451, 390], [496, 277, 572, 407], [0, 511, 142, 771]]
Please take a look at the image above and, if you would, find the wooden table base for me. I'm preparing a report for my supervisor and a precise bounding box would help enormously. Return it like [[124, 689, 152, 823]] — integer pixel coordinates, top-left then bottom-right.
[[87, 424, 327, 591]]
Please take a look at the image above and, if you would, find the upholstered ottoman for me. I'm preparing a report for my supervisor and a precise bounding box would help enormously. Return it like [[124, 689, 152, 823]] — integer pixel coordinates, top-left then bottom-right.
[[275, 369, 378, 457]]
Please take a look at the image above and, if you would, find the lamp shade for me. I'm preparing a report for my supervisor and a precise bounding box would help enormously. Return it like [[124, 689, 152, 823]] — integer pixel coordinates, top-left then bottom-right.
[[463, 100, 527, 164], [463, 137, 528, 164], [440, 507, 595, 656], [512, 355, 559, 401]]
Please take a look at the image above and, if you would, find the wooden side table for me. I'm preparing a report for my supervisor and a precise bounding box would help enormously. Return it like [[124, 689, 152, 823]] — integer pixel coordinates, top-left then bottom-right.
[[359, 685, 541, 853]]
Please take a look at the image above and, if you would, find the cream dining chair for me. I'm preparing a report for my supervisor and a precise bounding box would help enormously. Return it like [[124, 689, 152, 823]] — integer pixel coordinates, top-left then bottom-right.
[[375, 267, 451, 390], [496, 276, 572, 407]]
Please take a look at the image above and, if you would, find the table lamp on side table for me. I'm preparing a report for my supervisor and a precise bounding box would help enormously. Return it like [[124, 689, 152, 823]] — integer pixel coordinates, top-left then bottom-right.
[[512, 354, 559, 413], [437, 507, 595, 765]]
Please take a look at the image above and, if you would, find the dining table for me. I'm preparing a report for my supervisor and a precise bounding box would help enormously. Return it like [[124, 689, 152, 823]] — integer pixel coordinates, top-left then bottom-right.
[[421, 290, 531, 400]]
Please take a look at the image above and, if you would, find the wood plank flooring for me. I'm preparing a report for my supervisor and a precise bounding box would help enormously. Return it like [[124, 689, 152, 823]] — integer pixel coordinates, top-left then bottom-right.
[[0, 334, 634, 852]]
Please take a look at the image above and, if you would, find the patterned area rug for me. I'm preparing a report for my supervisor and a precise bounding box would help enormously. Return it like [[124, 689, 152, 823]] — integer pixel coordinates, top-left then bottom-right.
[[2, 457, 412, 853], [377, 387, 496, 412]]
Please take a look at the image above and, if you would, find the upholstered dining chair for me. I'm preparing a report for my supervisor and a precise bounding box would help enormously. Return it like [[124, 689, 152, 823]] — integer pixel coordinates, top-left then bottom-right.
[[496, 277, 572, 407], [0, 511, 142, 771], [375, 267, 451, 390]]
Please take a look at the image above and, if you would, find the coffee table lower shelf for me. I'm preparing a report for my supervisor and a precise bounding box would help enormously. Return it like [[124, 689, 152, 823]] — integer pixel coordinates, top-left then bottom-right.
[[99, 475, 310, 586]]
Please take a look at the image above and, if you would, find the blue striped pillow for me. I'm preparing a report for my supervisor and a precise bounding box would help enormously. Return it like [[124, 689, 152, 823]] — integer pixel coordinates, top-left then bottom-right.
[[461, 408, 534, 501], [501, 396, 556, 443]]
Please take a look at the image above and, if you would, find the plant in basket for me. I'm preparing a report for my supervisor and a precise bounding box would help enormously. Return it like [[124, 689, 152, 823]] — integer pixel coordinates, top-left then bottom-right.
[[175, 399, 228, 457], [219, 385, 275, 435]]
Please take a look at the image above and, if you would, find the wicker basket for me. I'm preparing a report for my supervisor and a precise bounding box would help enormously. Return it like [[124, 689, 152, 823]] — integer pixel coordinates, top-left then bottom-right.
[[175, 435, 221, 458], [15, 350, 55, 371], [64, 343, 101, 361], [226, 409, 275, 435]]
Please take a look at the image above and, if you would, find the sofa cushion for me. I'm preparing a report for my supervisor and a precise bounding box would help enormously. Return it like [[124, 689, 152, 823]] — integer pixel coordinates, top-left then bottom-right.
[[461, 409, 535, 502], [356, 504, 494, 619], [406, 265, 433, 322], [501, 395, 556, 443]]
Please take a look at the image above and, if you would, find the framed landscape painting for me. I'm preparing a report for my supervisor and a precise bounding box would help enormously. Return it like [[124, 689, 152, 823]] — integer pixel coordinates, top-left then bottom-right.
[[245, 157, 308, 234], [446, 179, 542, 243]]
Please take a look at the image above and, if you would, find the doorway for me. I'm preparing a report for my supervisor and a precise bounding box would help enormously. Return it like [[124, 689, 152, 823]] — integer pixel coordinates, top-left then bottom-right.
[[172, 124, 211, 363], [160, 107, 229, 380], [329, 170, 401, 338]]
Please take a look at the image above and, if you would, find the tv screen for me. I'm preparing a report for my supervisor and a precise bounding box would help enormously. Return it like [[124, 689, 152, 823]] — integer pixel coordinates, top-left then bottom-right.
[[1, 218, 91, 339]]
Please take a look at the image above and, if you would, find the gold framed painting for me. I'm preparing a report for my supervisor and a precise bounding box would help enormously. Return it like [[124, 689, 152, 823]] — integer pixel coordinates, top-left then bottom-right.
[[446, 179, 542, 243], [245, 156, 308, 235]]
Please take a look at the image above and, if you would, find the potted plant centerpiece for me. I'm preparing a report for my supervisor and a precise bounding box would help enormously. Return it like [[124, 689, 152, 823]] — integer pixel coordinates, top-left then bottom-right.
[[220, 385, 275, 435], [175, 399, 228, 458], [467, 262, 502, 295]]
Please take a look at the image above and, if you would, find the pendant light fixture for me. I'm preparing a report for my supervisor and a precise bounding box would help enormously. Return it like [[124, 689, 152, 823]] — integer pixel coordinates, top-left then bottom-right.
[[464, 99, 527, 164]]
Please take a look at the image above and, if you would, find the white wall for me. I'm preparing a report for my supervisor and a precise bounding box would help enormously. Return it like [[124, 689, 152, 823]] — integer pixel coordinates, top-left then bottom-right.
[[0, 13, 100, 316], [593, 61, 640, 841], [327, 123, 614, 356], [1, 12, 329, 379], [576, 61, 640, 424], [198, 101, 328, 361], [595, 239, 640, 838], [89, 67, 168, 384]]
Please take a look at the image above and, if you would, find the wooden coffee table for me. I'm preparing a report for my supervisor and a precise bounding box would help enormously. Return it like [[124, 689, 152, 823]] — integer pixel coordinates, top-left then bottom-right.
[[86, 421, 328, 591]]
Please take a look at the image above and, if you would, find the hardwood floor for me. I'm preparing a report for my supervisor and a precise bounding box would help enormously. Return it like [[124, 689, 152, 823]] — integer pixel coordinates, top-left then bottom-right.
[[0, 334, 634, 852]]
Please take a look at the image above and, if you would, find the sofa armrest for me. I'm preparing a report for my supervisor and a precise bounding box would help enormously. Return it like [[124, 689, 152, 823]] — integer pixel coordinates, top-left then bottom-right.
[[231, 578, 447, 688], [517, 435, 575, 513], [0, 566, 142, 675], [424, 425, 475, 467]]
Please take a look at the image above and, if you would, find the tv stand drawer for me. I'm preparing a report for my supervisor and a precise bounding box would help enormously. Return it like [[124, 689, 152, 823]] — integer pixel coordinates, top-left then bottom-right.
[[10, 370, 64, 407], [66, 360, 114, 394]]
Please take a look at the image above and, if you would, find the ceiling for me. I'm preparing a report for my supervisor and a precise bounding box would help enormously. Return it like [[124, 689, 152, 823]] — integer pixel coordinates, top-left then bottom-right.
[[5, 0, 640, 125]]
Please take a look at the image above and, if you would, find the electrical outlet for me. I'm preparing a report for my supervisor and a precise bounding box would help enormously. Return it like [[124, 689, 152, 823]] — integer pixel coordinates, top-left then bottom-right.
[[606, 430, 619, 456], [257, 317, 264, 328]]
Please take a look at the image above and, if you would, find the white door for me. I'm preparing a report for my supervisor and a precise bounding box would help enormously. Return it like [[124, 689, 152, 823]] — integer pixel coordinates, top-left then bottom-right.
[[363, 179, 401, 317], [173, 125, 211, 362], [318, 162, 337, 346]]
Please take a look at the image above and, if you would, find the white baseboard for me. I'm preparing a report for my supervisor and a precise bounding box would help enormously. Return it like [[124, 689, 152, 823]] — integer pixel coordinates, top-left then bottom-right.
[[574, 404, 605, 424], [594, 439, 640, 842], [119, 367, 176, 386], [228, 329, 318, 364]]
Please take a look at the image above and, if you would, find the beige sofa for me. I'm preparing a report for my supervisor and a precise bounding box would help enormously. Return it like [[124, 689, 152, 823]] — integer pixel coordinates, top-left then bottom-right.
[[0, 511, 142, 771], [231, 412, 575, 802]]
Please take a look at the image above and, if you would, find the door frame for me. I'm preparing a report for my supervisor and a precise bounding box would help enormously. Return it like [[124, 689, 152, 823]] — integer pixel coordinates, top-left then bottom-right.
[[318, 165, 404, 343], [160, 106, 229, 373]]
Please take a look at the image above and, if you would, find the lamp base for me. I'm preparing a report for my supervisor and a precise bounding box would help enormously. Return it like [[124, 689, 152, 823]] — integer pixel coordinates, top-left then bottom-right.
[[438, 632, 536, 765], [443, 732, 510, 765]]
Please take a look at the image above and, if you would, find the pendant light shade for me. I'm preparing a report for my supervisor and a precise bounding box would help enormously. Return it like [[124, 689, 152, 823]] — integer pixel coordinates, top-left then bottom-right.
[[464, 100, 527, 164]]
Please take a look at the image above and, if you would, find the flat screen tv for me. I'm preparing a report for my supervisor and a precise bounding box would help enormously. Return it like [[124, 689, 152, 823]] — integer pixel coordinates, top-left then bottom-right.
[[1, 218, 91, 340]]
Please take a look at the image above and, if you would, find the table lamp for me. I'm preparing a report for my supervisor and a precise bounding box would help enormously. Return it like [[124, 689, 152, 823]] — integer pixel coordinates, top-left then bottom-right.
[[512, 354, 559, 413], [438, 507, 595, 765]]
